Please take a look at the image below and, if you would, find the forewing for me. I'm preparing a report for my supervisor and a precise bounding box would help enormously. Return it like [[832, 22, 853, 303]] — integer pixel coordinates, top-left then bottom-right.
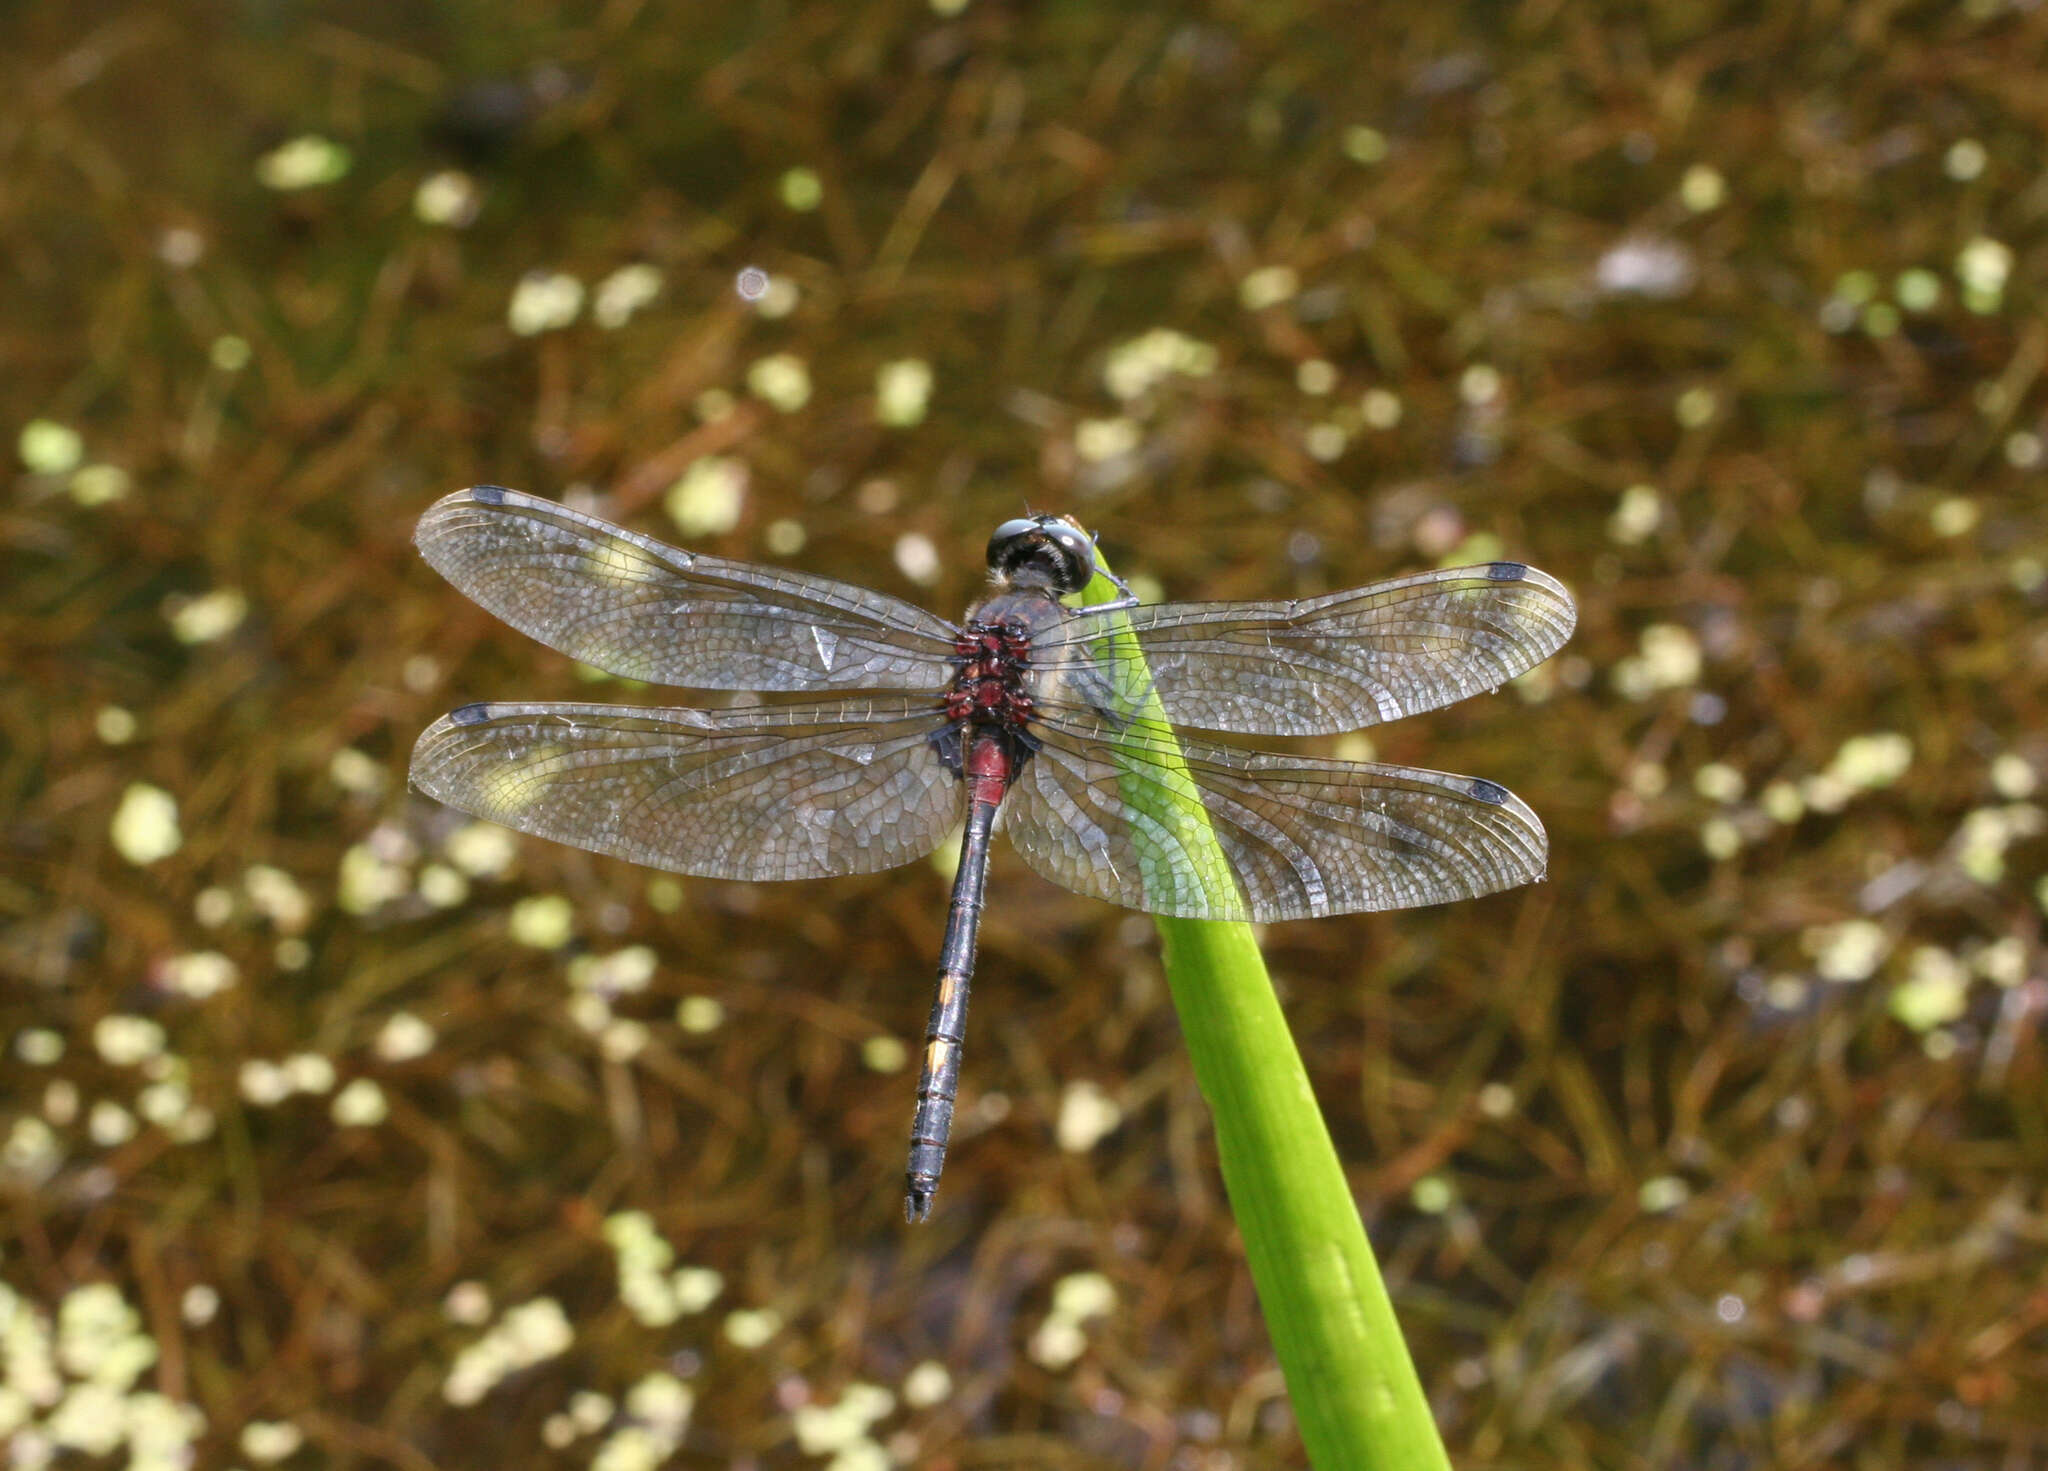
[[1002, 714, 1547, 921], [416, 486, 959, 691], [1042, 562, 1576, 735], [410, 696, 962, 881]]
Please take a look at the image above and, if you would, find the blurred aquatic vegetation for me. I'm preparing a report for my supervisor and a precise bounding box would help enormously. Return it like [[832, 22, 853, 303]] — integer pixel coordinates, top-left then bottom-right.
[[3, 0, 2046, 1467]]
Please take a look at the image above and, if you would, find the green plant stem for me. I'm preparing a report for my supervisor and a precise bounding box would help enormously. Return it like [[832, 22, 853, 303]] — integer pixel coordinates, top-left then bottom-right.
[[1080, 551, 1450, 1471]]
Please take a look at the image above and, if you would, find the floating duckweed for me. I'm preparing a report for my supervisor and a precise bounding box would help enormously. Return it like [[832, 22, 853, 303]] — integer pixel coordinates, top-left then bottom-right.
[[2005, 430, 2043, 468], [239, 1060, 290, 1106], [209, 335, 251, 372], [414, 169, 481, 226], [1761, 780, 1804, 824], [1296, 359, 1338, 395], [1828, 731, 1914, 790], [1639, 1175, 1690, 1212], [779, 167, 823, 211], [443, 1299, 574, 1406], [1102, 328, 1218, 399], [695, 387, 737, 422], [1674, 386, 1717, 427], [192, 882, 231, 925], [568, 993, 612, 1034], [665, 456, 748, 535], [4, 1117, 62, 1182], [241, 1421, 305, 1463], [95, 705, 138, 744], [180, 1285, 219, 1326], [374, 1011, 436, 1062], [1700, 817, 1741, 860], [1055, 1080, 1122, 1153], [1974, 937, 2025, 987], [416, 862, 469, 908], [723, 1308, 782, 1348], [1694, 763, 1745, 803], [894, 531, 941, 585], [44, 1079, 79, 1124], [507, 270, 585, 335], [1891, 947, 1969, 1032], [1304, 423, 1348, 461], [624, 1372, 695, 1441], [1861, 302, 1901, 337], [509, 894, 575, 949], [255, 135, 351, 190], [445, 821, 518, 878], [1955, 236, 2011, 311], [1030, 1272, 1115, 1369], [282, 1052, 336, 1095], [71, 464, 130, 506], [599, 1019, 649, 1061], [1342, 124, 1388, 163], [673, 1266, 723, 1314], [676, 995, 725, 1034], [1679, 163, 1725, 211], [1627, 762, 1668, 798], [1074, 416, 1141, 462], [1895, 268, 1943, 312], [1944, 138, 1987, 181], [862, 1035, 908, 1073], [1834, 270, 1879, 305], [88, 1101, 137, 1146], [1411, 1174, 1455, 1213], [571, 946, 658, 996], [1989, 753, 2036, 799], [750, 361, 817, 416], [166, 587, 248, 644], [876, 359, 934, 426], [1608, 484, 1662, 545], [20, 418, 84, 473], [18, 1028, 65, 1064], [1360, 387, 1403, 428], [1611, 623, 1702, 700], [94, 1016, 166, 1067], [1238, 265, 1299, 310], [1957, 804, 2044, 883], [1476, 1082, 1516, 1118], [50, 1384, 128, 1456], [1596, 236, 1697, 298], [111, 783, 182, 866], [337, 844, 409, 915], [331, 1078, 388, 1126], [902, 1360, 953, 1408], [244, 864, 311, 930], [1802, 918, 1889, 983], [570, 1392, 615, 1433], [1458, 364, 1502, 405], [136, 1077, 194, 1129], [754, 275, 800, 319], [444, 1282, 492, 1325], [593, 264, 663, 329], [162, 951, 237, 999], [793, 1385, 894, 1455]]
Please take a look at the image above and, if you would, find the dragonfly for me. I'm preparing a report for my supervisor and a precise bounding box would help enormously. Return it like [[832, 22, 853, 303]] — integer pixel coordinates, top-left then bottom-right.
[[409, 487, 1577, 1221]]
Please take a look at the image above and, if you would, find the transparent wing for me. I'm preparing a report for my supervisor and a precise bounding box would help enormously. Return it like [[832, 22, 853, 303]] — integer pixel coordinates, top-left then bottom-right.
[[416, 486, 960, 691], [410, 696, 963, 881], [1040, 562, 1577, 735], [1002, 711, 1547, 921]]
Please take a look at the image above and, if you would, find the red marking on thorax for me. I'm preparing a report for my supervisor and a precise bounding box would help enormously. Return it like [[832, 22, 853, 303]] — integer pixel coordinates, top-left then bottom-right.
[[943, 622, 1035, 729]]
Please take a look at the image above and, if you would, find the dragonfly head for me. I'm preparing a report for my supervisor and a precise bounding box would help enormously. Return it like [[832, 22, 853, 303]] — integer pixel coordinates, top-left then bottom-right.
[[987, 515, 1095, 596]]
